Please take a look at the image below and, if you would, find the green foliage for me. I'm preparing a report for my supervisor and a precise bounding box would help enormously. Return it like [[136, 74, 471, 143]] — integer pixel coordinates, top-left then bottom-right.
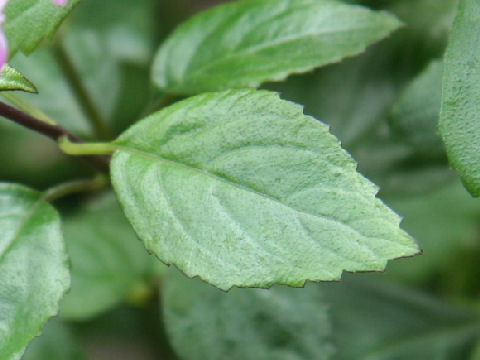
[[61, 193, 157, 320], [111, 89, 418, 290], [440, 0, 480, 196], [385, 181, 480, 282], [22, 320, 86, 360], [323, 276, 480, 359], [9, 28, 120, 136], [390, 60, 444, 158], [152, 0, 401, 94], [0, 0, 478, 358], [0, 184, 69, 360], [164, 269, 334, 360], [0, 65, 37, 93], [4, 0, 81, 57]]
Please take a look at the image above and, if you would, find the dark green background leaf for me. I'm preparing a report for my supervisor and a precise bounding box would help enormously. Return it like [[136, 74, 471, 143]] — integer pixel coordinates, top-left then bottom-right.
[[61, 193, 160, 320], [323, 276, 480, 359], [164, 269, 334, 360], [384, 181, 480, 283], [153, 0, 401, 94], [390, 60, 445, 158], [22, 319, 86, 360], [9, 26, 120, 137]]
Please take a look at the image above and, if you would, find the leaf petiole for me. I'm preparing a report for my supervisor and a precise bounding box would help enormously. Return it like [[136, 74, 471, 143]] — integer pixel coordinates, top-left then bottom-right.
[[42, 174, 108, 202], [58, 136, 117, 156]]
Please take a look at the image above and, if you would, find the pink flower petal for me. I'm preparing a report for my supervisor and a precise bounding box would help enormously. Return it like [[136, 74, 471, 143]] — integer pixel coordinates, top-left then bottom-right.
[[52, 0, 67, 5], [0, 0, 8, 13], [0, 28, 8, 71], [0, 0, 8, 23]]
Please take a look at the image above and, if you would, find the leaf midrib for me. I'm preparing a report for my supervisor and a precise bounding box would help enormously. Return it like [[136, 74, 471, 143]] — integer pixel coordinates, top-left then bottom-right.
[[183, 21, 392, 83], [0, 198, 42, 265], [114, 145, 415, 254]]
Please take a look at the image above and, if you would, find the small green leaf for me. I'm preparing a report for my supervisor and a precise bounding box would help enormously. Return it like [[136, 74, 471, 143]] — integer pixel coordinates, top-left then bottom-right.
[[152, 0, 401, 94], [61, 193, 158, 320], [163, 269, 334, 360], [322, 276, 480, 359], [4, 0, 81, 58], [0, 64, 37, 93], [111, 89, 419, 290], [440, 0, 480, 196], [390, 60, 444, 158], [0, 183, 70, 360]]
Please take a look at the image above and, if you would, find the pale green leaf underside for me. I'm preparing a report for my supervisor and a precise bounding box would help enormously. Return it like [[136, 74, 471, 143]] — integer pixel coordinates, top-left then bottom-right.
[[0, 183, 70, 360], [4, 0, 81, 57], [111, 90, 419, 290], [440, 0, 480, 197], [0, 64, 37, 93], [152, 0, 401, 94], [163, 269, 334, 360]]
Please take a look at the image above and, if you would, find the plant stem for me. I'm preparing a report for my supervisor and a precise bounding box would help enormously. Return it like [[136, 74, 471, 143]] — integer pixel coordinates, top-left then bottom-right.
[[42, 174, 108, 202], [0, 100, 76, 140], [0, 100, 110, 172], [59, 136, 116, 155], [53, 42, 111, 140]]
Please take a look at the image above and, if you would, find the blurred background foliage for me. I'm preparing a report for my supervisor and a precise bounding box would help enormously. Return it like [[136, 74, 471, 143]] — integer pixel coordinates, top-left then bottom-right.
[[1, 0, 480, 358]]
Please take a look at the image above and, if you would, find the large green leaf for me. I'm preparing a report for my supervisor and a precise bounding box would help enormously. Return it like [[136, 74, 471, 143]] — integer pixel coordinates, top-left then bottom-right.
[[440, 0, 480, 196], [163, 269, 334, 360], [0, 184, 70, 360], [323, 276, 480, 360], [111, 89, 419, 290], [4, 0, 81, 57], [152, 0, 401, 94], [61, 193, 158, 320], [0, 65, 37, 93]]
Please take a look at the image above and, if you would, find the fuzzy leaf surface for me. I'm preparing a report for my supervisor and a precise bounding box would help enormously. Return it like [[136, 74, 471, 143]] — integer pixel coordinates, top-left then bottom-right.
[[440, 0, 480, 196], [163, 269, 334, 360], [0, 184, 70, 360], [111, 89, 419, 290], [0, 65, 37, 93], [152, 0, 401, 94], [4, 0, 81, 57]]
